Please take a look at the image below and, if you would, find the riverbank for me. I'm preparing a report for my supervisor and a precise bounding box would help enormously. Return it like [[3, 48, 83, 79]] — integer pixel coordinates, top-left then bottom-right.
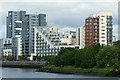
[[2, 61, 45, 69], [2, 61, 120, 77], [36, 65, 120, 77]]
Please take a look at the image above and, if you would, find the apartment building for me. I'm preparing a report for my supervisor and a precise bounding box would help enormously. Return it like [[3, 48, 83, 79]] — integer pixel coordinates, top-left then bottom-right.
[[22, 14, 46, 56], [32, 26, 61, 56], [6, 11, 47, 57], [85, 11, 113, 46], [6, 11, 26, 38], [85, 14, 99, 46], [99, 11, 113, 46]]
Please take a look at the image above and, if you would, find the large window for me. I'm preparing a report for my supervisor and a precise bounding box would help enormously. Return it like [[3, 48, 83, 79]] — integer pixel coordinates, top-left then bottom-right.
[[101, 33, 105, 35]]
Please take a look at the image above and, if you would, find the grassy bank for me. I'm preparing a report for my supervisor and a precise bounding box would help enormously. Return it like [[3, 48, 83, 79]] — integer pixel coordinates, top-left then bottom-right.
[[38, 65, 120, 77], [2, 64, 43, 69], [2, 61, 45, 69]]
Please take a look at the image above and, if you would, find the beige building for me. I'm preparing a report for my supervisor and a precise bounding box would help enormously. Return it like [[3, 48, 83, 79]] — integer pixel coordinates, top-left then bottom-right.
[[76, 27, 85, 49], [61, 31, 76, 45]]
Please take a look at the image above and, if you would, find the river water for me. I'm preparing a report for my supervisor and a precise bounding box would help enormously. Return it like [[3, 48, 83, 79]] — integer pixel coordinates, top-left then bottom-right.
[[1, 67, 120, 80], [1, 67, 100, 78]]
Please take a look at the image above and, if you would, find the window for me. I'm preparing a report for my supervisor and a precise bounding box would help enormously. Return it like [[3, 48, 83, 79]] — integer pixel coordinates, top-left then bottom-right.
[[102, 40, 105, 42], [5, 41, 7, 44], [32, 22, 36, 24], [9, 13, 12, 15], [101, 15, 105, 17], [101, 23, 105, 24], [9, 25, 12, 27], [90, 30, 92, 32], [101, 19, 104, 21], [32, 19, 36, 21], [90, 23, 92, 25], [90, 33, 92, 35], [102, 26, 105, 28], [95, 30, 98, 32], [90, 26, 92, 28], [101, 36, 105, 38], [94, 26, 98, 28], [101, 33, 105, 35], [32, 16, 36, 18], [8, 40, 10, 43], [90, 19, 92, 22], [94, 23, 98, 25], [102, 29, 105, 31]]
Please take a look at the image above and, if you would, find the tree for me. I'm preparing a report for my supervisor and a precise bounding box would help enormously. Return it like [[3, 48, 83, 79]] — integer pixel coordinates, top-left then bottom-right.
[[55, 48, 76, 66], [96, 46, 120, 68], [80, 44, 101, 68]]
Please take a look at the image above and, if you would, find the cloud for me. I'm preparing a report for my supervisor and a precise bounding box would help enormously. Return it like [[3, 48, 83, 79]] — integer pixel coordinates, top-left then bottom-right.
[[0, 0, 119, 2], [113, 25, 118, 40], [0, 2, 118, 39], [59, 26, 76, 34]]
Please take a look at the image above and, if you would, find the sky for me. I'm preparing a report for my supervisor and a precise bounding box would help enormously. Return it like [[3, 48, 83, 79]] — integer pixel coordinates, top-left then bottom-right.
[[0, 0, 119, 40]]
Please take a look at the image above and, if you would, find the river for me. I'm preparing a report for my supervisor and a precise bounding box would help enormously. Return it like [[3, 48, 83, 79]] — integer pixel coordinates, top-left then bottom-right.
[[1, 67, 101, 78], [1, 67, 120, 80]]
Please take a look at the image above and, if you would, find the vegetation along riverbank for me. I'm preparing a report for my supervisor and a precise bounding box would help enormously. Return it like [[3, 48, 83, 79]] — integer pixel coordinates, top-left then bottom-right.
[[36, 41, 120, 77]]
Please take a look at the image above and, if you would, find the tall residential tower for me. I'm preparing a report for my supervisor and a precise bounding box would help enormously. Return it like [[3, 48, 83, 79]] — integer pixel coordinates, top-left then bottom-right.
[[85, 11, 113, 46], [6, 11, 47, 57]]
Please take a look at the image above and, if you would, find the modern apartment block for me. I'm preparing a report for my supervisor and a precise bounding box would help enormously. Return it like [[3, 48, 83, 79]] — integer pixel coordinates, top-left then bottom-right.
[[99, 12, 113, 46], [6, 11, 26, 38], [76, 27, 85, 49], [6, 11, 47, 57], [22, 14, 46, 56], [61, 31, 76, 45], [85, 14, 99, 46], [32, 26, 61, 56], [85, 11, 113, 46]]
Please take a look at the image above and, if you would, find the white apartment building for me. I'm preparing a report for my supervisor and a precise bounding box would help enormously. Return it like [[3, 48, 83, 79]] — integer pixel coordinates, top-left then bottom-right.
[[99, 11, 113, 46], [32, 26, 61, 57], [85, 11, 113, 46], [76, 27, 85, 49]]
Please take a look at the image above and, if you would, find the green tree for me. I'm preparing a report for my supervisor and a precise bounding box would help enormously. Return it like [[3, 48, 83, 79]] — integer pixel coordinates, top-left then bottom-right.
[[96, 46, 120, 68], [80, 44, 100, 68], [55, 48, 75, 66]]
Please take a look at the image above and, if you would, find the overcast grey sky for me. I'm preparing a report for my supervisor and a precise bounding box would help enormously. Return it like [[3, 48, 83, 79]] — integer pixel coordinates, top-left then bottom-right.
[[0, 1, 119, 40]]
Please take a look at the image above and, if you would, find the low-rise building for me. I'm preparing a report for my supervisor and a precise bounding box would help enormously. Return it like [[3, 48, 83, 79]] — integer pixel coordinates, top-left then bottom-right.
[[61, 31, 76, 45], [0, 38, 12, 60]]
